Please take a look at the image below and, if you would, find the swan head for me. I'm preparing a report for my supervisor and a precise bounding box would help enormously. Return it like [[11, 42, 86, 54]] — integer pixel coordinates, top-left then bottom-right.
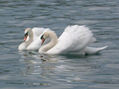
[[40, 31, 49, 45], [24, 28, 32, 41], [40, 30, 57, 45], [39, 30, 58, 53]]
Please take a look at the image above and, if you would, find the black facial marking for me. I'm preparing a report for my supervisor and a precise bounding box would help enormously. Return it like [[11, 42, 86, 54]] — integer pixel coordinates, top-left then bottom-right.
[[41, 35, 44, 39], [25, 32, 28, 37]]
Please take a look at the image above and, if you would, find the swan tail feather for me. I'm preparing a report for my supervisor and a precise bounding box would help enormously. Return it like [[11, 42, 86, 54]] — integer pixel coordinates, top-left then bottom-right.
[[84, 46, 108, 55]]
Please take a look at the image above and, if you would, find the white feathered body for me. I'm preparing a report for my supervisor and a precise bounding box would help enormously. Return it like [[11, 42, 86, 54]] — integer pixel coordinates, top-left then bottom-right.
[[47, 25, 107, 55]]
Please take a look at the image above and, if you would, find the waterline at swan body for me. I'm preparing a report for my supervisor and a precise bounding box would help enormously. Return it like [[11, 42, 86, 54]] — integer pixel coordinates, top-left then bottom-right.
[[39, 25, 108, 55], [18, 27, 50, 51]]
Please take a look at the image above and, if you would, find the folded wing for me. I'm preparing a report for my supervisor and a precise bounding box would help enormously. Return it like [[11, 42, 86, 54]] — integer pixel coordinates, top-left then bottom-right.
[[47, 25, 96, 54]]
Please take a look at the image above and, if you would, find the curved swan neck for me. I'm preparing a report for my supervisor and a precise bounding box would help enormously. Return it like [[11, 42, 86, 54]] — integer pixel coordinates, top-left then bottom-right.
[[25, 29, 33, 47], [40, 31, 58, 52]]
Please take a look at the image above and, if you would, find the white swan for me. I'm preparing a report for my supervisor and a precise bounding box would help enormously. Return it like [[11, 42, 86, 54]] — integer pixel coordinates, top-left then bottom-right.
[[18, 27, 50, 51], [39, 25, 108, 55]]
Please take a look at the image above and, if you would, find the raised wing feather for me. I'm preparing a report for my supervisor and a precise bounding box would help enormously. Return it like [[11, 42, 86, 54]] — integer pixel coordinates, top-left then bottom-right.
[[47, 25, 96, 54]]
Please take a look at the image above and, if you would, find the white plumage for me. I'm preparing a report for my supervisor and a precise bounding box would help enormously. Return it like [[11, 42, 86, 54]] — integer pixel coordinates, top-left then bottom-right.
[[18, 25, 107, 55], [26, 28, 50, 50], [39, 25, 107, 55], [18, 27, 48, 50]]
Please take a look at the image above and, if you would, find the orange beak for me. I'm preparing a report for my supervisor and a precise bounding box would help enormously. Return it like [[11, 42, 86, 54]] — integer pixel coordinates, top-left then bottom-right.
[[41, 38, 45, 45], [24, 36, 27, 41]]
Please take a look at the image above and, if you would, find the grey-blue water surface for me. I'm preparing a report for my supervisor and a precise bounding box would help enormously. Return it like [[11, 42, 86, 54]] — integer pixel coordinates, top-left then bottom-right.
[[0, 0, 119, 89]]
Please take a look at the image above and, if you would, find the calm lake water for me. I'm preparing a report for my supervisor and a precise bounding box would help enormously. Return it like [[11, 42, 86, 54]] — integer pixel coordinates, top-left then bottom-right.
[[0, 0, 119, 89]]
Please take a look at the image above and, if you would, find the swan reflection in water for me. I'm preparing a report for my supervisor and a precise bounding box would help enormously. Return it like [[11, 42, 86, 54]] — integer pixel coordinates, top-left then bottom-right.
[[19, 51, 68, 77], [19, 51, 98, 83], [20, 51, 83, 82]]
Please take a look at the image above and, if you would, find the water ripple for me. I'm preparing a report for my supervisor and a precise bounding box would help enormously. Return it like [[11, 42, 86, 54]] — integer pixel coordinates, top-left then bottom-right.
[[0, 0, 119, 89]]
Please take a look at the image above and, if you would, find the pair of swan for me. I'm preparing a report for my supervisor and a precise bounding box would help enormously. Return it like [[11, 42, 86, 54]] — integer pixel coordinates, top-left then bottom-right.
[[18, 27, 49, 51], [18, 25, 107, 55]]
